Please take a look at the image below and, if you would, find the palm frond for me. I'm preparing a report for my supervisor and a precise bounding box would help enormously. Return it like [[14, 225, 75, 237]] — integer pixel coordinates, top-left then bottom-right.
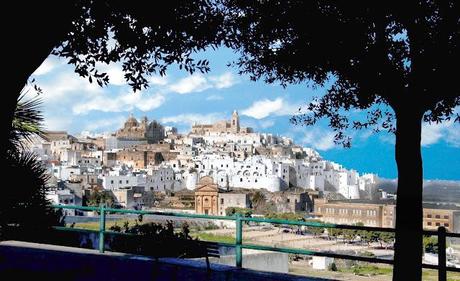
[[10, 87, 45, 148]]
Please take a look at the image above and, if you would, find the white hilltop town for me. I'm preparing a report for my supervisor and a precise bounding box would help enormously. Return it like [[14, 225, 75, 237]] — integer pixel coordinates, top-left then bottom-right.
[[28, 110, 380, 211], [26, 110, 460, 269]]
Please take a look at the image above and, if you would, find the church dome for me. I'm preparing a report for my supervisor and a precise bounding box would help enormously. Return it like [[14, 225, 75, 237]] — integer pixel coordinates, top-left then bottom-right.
[[124, 114, 139, 127]]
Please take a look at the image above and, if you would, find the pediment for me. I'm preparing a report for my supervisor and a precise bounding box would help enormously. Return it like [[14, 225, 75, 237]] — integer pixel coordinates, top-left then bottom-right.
[[195, 183, 218, 192]]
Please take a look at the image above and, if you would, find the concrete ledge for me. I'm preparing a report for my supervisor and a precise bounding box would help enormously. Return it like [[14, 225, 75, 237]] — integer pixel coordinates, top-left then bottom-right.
[[0, 241, 335, 281]]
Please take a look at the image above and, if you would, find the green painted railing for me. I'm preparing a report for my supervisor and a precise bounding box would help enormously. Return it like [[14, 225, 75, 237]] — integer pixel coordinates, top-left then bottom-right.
[[53, 204, 460, 280]]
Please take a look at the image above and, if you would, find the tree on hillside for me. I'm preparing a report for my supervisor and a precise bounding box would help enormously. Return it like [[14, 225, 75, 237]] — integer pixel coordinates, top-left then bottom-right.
[[86, 190, 115, 208], [4, 1, 223, 158], [249, 190, 266, 211], [225, 207, 252, 217], [221, 1, 459, 279]]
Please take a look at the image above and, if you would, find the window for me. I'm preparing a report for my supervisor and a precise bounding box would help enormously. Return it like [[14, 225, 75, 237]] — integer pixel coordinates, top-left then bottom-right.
[[427, 214, 432, 218], [119, 180, 122, 184], [221, 198, 224, 204], [444, 215, 449, 219], [427, 222, 432, 226], [436, 222, 440, 226], [221, 178, 223, 182], [444, 223, 449, 227], [240, 178, 243, 182], [111, 180, 114, 184], [435, 215, 441, 219], [126, 180, 129, 184]]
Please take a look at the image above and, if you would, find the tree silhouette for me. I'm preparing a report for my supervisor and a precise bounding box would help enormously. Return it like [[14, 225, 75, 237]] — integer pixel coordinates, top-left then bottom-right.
[[1, 87, 63, 241], [4, 1, 222, 242], [4, 0, 223, 158], [221, 1, 459, 280]]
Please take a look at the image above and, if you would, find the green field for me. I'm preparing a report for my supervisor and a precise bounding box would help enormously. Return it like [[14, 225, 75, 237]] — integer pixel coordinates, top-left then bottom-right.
[[70, 219, 137, 231], [190, 232, 235, 244]]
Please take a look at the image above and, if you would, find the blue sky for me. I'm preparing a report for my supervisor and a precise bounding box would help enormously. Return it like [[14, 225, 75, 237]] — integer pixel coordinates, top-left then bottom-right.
[[30, 47, 460, 180]]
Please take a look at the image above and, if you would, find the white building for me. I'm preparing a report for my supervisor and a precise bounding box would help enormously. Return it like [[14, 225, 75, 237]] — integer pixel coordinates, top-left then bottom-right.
[[52, 165, 81, 181], [46, 189, 76, 216], [102, 167, 177, 192], [145, 167, 177, 192]]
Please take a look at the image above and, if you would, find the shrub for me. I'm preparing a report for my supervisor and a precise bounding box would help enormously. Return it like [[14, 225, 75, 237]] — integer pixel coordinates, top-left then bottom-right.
[[328, 262, 337, 271]]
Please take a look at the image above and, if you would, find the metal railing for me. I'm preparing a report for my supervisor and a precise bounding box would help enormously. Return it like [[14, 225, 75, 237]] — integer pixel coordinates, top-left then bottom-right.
[[52, 204, 460, 280]]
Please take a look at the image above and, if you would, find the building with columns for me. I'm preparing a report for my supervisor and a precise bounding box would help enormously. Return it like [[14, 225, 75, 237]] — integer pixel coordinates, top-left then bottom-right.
[[194, 176, 219, 215]]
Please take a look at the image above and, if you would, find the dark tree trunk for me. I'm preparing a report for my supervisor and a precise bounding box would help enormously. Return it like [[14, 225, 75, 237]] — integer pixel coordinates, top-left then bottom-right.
[[392, 108, 424, 280], [2, 2, 75, 159]]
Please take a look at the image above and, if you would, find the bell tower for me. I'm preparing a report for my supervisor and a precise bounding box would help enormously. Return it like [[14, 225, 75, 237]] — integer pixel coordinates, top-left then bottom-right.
[[231, 110, 240, 133]]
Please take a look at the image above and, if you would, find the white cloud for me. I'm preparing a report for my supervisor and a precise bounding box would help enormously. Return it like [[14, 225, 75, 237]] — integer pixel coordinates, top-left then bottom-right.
[[72, 91, 165, 114], [38, 71, 103, 103], [169, 72, 238, 94], [149, 75, 169, 86], [210, 72, 238, 89], [422, 120, 460, 147], [82, 116, 126, 132], [421, 123, 444, 146], [160, 112, 225, 126], [169, 74, 211, 94], [43, 115, 73, 131], [301, 129, 337, 151], [206, 94, 224, 101], [241, 98, 301, 119], [98, 63, 126, 86], [379, 117, 460, 147]]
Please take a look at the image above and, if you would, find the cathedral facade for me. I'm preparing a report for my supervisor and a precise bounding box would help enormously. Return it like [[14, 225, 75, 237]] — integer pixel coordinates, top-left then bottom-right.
[[191, 111, 253, 135], [116, 115, 165, 144]]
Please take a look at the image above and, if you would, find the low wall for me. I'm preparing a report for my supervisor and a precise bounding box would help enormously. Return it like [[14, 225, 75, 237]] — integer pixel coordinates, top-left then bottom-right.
[[0, 241, 330, 281], [212, 250, 289, 273]]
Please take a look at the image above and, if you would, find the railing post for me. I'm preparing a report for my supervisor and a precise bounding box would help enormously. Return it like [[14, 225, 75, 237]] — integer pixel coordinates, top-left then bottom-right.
[[438, 226, 446, 281], [99, 204, 106, 253], [235, 214, 243, 268]]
